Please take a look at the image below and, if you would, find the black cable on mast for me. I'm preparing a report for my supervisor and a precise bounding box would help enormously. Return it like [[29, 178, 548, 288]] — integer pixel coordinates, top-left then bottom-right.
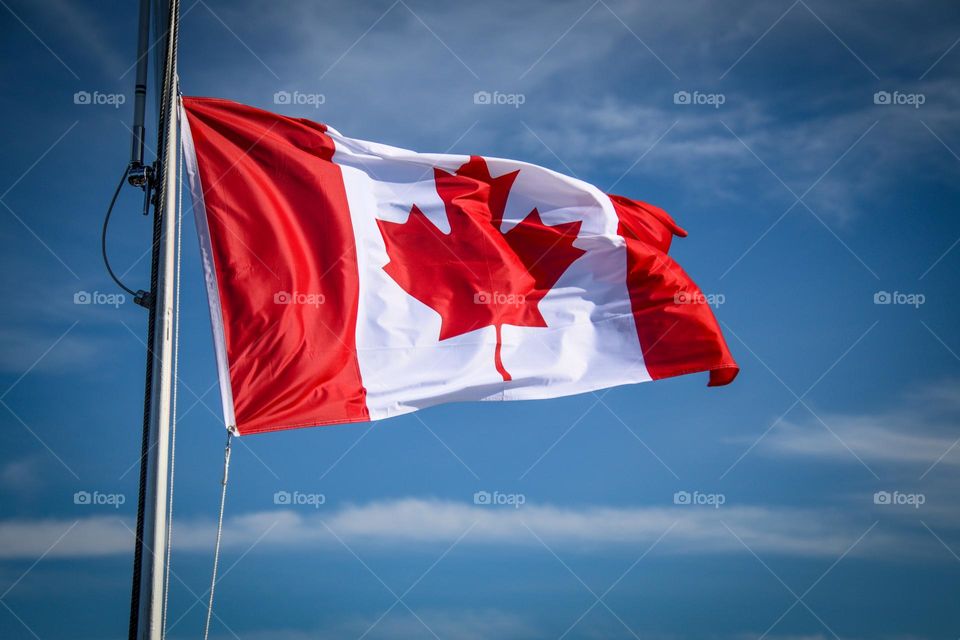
[[102, 166, 136, 296], [101, 165, 151, 305]]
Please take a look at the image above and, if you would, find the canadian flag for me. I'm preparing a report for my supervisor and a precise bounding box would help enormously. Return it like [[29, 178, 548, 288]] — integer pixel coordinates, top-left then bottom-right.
[[181, 97, 738, 436]]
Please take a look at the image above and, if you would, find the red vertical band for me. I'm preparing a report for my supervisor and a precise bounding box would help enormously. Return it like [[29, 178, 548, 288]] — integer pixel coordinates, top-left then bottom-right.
[[182, 97, 368, 434], [610, 194, 739, 386]]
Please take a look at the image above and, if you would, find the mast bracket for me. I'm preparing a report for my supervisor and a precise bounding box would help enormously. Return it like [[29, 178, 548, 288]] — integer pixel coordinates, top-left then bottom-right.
[[127, 161, 155, 189], [128, 161, 157, 216], [134, 289, 154, 309]]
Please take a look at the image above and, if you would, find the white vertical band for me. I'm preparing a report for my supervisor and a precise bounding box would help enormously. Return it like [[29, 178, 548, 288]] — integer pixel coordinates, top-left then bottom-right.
[[179, 104, 238, 433]]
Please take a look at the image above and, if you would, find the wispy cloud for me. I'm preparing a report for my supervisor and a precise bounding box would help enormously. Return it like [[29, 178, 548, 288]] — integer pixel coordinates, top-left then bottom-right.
[[209, 609, 540, 640], [0, 455, 47, 492], [180, 0, 960, 228], [0, 497, 915, 560], [0, 278, 141, 375], [0, 326, 103, 375], [39, 0, 127, 76], [749, 380, 960, 469], [757, 418, 958, 467]]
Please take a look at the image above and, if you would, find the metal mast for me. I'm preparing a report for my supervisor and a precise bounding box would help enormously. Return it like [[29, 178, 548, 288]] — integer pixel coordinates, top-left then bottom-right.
[[126, 0, 180, 638]]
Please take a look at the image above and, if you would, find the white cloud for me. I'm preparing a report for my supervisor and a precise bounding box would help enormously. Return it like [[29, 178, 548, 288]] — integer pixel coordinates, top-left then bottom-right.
[[0, 516, 131, 559], [745, 380, 960, 528], [208, 609, 540, 640], [0, 455, 46, 492], [751, 381, 960, 469], [0, 497, 914, 560], [759, 418, 958, 466], [182, 0, 960, 208]]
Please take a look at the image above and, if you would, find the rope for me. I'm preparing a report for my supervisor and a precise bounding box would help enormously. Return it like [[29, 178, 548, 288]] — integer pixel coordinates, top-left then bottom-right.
[[160, 99, 184, 638], [203, 430, 233, 640]]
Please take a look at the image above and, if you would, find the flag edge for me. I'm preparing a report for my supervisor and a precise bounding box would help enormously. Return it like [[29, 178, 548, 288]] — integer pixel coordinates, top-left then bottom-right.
[[180, 99, 239, 433]]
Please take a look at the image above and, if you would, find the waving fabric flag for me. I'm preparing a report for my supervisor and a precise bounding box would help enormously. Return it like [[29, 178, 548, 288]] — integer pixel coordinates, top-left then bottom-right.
[[181, 97, 738, 436]]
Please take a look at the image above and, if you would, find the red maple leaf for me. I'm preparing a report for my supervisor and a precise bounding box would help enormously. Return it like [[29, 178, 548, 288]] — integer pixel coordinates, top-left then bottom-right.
[[376, 156, 585, 381]]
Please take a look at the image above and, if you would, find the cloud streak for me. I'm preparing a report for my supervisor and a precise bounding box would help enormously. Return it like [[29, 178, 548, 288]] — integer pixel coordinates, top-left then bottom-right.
[[750, 380, 960, 470], [0, 497, 911, 561]]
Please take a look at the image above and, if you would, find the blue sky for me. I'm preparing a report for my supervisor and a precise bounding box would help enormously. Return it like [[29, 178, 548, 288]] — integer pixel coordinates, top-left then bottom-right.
[[2, 0, 960, 638]]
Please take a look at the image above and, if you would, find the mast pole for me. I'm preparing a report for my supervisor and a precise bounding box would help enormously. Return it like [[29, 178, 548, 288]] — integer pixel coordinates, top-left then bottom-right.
[[129, 0, 150, 172], [125, 0, 153, 634], [128, 0, 180, 638]]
